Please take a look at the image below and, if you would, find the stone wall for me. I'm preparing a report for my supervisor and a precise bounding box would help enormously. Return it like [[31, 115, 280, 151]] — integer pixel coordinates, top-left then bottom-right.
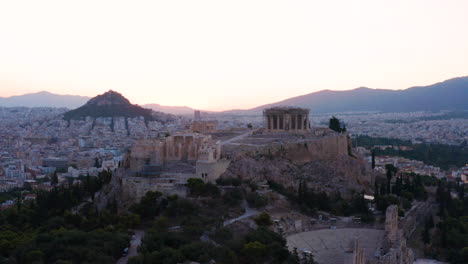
[[385, 205, 399, 242], [224, 134, 351, 164], [399, 201, 435, 238], [121, 176, 187, 204], [342, 206, 415, 264], [345, 239, 366, 264], [220, 134, 372, 196], [195, 159, 231, 182], [93, 169, 189, 211], [126, 133, 220, 172], [372, 206, 414, 264]]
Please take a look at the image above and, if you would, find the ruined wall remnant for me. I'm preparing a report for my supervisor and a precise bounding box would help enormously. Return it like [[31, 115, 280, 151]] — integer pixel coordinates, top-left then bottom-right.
[[345, 239, 366, 264], [385, 205, 399, 242], [399, 201, 435, 238], [195, 159, 231, 182], [92, 168, 190, 212], [191, 120, 217, 133], [126, 133, 221, 172], [121, 176, 187, 203], [376, 206, 414, 264]]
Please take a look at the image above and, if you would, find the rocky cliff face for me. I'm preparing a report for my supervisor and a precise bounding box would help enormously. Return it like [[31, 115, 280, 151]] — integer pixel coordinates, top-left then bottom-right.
[[221, 134, 373, 197]]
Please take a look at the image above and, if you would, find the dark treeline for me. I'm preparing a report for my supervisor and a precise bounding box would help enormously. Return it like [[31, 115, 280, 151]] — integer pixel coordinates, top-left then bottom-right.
[[127, 182, 306, 264], [427, 180, 468, 263], [268, 180, 373, 222], [374, 172, 431, 216], [354, 135, 468, 170], [0, 170, 137, 264]]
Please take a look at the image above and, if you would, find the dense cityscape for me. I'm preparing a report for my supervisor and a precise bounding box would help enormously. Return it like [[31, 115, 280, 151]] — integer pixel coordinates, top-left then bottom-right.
[[0, 89, 466, 264], [1, 1, 468, 264]]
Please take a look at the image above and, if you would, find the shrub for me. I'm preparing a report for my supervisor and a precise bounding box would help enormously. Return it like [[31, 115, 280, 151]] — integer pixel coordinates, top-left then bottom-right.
[[254, 212, 273, 226]]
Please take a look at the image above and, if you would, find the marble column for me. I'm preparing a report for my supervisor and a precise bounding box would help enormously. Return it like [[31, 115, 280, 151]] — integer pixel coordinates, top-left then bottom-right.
[[275, 115, 278, 130]]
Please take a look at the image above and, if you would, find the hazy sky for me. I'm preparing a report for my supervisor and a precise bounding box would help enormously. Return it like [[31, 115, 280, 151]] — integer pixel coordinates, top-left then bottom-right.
[[1, 1, 467, 110]]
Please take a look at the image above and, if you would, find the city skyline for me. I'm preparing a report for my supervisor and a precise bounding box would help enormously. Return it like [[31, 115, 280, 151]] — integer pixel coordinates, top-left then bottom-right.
[[1, 1, 468, 110]]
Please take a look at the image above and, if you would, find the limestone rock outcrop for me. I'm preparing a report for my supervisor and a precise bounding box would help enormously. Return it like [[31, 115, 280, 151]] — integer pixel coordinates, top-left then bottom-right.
[[220, 134, 373, 196]]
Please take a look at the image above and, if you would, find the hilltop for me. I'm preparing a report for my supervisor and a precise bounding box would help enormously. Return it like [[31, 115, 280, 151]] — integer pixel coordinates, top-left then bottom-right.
[[63, 90, 155, 121]]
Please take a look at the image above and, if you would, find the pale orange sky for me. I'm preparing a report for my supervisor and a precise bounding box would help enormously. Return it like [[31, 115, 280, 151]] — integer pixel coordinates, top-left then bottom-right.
[[1, 0, 467, 110]]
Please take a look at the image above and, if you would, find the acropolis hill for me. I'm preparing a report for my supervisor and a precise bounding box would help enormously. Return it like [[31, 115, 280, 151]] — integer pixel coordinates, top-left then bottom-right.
[[104, 106, 373, 205], [220, 128, 372, 197]]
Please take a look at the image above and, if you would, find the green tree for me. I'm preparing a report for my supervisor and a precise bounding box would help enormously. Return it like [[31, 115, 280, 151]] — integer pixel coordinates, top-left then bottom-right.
[[51, 171, 59, 186], [255, 212, 273, 226], [130, 191, 162, 219], [371, 150, 376, 169], [222, 189, 243, 207], [329, 116, 346, 133], [242, 241, 268, 262], [385, 164, 398, 194]]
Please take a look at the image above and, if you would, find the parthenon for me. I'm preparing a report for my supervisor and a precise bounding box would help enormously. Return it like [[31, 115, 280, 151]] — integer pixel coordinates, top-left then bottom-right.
[[263, 107, 311, 131]]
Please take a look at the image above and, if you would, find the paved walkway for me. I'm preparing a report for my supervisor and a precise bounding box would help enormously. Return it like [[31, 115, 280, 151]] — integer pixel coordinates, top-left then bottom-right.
[[223, 200, 259, 226], [116, 229, 145, 264], [221, 131, 253, 145]]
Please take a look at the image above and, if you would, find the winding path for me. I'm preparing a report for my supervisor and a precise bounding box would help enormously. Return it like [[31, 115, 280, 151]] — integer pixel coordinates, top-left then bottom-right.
[[116, 229, 145, 264], [223, 200, 259, 226]]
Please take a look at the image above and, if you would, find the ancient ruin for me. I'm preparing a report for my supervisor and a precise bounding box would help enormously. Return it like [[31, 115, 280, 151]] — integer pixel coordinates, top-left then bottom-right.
[[263, 107, 311, 132], [186, 110, 217, 133], [117, 133, 229, 201], [385, 205, 399, 242], [191, 120, 217, 133], [286, 206, 415, 264], [112, 105, 371, 206]]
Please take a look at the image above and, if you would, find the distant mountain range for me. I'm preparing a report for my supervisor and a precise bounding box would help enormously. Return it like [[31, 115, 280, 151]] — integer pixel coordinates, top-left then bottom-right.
[[63, 90, 156, 121], [1, 76, 467, 115], [0, 91, 90, 108], [143, 103, 200, 116], [228, 76, 468, 115]]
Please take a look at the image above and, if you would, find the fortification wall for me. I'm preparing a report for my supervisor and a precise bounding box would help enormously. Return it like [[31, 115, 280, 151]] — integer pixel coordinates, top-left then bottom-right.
[[372, 205, 415, 264], [399, 201, 435, 238], [221, 134, 372, 196], [282, 134, 351, 164], [121, 177, 187, 204], [225, 134, 351, 164], [195, 159, 231, 182]]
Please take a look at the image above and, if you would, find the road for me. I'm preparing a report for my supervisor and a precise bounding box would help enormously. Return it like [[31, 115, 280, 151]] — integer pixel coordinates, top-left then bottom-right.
[[116, 229, 145, 264], [223, 200, 259, 226]]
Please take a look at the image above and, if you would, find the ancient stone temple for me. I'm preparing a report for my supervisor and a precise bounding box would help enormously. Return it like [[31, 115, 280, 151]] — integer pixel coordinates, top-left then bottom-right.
[[263, 107, 311, 131]]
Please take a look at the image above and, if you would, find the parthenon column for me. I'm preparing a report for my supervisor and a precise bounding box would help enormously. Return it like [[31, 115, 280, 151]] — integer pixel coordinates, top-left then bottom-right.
[[276, 115, 279, 130]]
